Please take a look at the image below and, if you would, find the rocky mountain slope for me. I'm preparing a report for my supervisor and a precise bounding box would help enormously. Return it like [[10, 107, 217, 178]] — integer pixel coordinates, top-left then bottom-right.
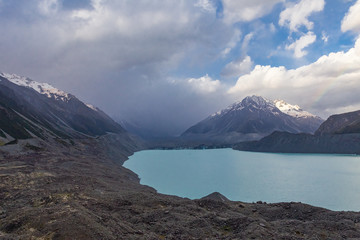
[[235, 109, 360, 154], [315, 109, 360, 135], [181, 95, 323, 144], [0, 73, 125, 144]]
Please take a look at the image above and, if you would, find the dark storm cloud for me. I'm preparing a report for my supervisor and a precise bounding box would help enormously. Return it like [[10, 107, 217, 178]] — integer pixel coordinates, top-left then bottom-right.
[[0, 0, 234, 136]]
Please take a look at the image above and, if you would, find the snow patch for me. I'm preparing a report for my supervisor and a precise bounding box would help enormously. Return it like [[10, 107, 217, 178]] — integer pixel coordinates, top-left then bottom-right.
[[86, 104, 99, 112], [274, 99, 315, 118]]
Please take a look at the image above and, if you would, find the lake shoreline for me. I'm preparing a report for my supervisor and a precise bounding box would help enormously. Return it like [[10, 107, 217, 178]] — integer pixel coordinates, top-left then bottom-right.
[[125, 148, 360, 212]]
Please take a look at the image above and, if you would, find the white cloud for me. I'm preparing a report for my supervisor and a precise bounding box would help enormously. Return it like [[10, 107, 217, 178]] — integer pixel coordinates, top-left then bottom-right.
[[221, 56, 254, 78], [222, 0, 284, 24], [279, 0, 325, 32], [195, 0, 216, 13], [321, 31, 329, 43], [229, 37, 360, 118], [286, 31, 317, 58], [269, 23, 276, 33], [187, 75, 222, 94], [242, 33, 254, 52], [221, 29, 241, 57], [341, 0, 360, 33]]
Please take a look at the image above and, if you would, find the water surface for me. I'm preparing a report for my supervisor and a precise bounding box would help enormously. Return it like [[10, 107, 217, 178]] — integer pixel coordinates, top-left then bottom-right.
[[124, 149, 360, 211]]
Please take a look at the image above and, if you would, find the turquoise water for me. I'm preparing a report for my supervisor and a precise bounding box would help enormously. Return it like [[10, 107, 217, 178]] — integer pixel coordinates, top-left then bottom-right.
[[124, 149, 360, 211]]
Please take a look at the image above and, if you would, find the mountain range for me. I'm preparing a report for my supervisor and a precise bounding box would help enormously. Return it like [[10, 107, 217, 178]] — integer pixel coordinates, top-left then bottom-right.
[[181, 95, 324, 144], [1, 71, 359, 155]]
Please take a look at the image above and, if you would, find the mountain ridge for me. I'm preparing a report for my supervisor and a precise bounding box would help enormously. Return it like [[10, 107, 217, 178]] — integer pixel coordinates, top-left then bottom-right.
[[0, 72, 125, 144], [315, 109, 360, 135]]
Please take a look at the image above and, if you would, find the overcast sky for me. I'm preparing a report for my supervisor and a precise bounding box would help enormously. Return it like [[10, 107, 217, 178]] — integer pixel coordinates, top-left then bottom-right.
[[1, 0, 360, 137]]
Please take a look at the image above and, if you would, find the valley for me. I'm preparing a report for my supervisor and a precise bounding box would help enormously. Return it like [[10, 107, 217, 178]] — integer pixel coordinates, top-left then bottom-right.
[[1, 72, 360, 239]]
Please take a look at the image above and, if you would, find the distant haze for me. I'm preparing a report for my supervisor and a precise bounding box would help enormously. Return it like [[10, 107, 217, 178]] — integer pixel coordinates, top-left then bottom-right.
[[1, 0, 360, 137]]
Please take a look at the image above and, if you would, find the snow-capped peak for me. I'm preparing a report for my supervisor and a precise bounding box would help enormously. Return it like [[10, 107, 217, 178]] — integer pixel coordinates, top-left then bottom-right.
[[0, 72, 72, 102], [274, 99, 316, 118], [210, 95, 320, 120], [242, 95, 276, 109], [210, 95, 276, 118]]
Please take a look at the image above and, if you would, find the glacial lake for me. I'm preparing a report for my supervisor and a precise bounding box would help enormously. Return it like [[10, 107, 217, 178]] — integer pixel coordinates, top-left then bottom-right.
[[124, 149, 360, 211]]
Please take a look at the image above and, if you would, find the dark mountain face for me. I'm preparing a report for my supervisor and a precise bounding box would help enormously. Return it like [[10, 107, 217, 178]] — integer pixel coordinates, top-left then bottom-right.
[[315, 110, 360, 135], [0, 75, 124, 143], [181, 96, 323, 144], [235, 109, 360, 154], [234, 131, 360, 154]]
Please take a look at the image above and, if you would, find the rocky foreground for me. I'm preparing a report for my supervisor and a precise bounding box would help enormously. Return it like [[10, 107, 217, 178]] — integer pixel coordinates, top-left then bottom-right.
[[1, 138, 360, 239]]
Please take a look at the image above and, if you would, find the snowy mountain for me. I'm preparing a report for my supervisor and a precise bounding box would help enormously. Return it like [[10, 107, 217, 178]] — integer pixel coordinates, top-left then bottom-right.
[[210, 95, 276, 118], [0, 72, 72, 102], [0, 72, 125, 144], [181, 95, 324, 144]]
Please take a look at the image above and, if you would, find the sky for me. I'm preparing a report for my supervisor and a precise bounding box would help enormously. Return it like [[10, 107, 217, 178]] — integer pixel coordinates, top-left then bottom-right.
[[0, 0, 360, 137]]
